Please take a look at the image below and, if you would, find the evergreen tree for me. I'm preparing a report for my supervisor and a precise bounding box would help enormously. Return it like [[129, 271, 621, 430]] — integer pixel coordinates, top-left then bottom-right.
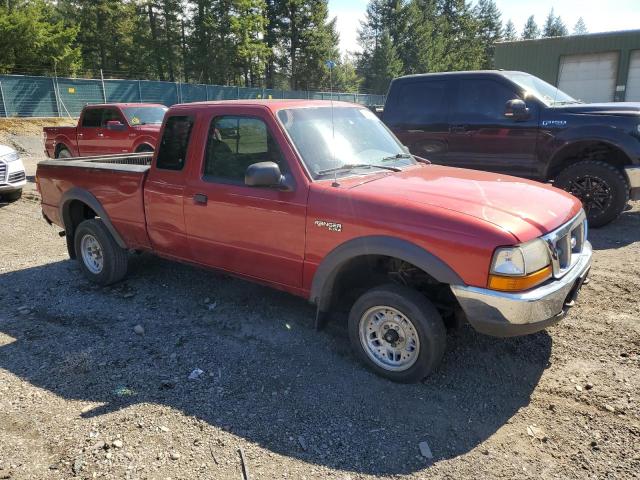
[[522, 15, 539, 39], [473, 0, 502, 68], [366, 32, 402, 93], [0, 0, 81, 75], [230, 0, 270, 86], [332, 54, 361, 93], [503, 19, 517, 41], [573, 17, 587, 35], [542, 8, 568, 37]]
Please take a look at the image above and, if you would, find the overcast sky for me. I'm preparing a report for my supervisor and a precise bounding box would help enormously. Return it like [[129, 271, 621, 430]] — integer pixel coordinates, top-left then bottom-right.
[[328, 0, 640, 54]]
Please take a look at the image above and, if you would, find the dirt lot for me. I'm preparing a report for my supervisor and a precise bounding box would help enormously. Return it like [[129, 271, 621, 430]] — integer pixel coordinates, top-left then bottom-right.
[[0, 124, 638, 479]]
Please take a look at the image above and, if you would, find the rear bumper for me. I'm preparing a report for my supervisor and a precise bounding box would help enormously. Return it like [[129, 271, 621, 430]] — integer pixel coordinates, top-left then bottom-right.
[[451, 242, 592, 337], [626, 166, 640, 200]]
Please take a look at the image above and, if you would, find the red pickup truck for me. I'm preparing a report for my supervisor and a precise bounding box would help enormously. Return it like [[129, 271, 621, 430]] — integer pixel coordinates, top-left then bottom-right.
[[36, 100, 592, 382], [43, 103, 168, 158]]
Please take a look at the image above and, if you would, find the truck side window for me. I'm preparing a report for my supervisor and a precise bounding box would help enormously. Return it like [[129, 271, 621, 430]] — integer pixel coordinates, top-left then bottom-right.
[[203, 116, 287, 183], [454, 79, 518, 122], [81, 109, 103, 128], [385, 80, 448, 127], [156, 115, 194, 171], [101, 108, 124, 126]]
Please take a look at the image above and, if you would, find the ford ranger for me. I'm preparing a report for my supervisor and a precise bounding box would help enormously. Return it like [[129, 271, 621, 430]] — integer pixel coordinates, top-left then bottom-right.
[[43, 103, 168, 159], [36, 100, 592, 383], [382, 71, 640, 227]]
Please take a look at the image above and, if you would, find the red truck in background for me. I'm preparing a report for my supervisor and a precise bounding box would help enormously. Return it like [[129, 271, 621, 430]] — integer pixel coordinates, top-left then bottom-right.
[[36, 100, 592, 383], [43, 103, 168, 158]]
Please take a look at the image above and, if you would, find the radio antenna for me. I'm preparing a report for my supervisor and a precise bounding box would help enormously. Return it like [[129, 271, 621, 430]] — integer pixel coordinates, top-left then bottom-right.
[[326, 60, 336, 176]]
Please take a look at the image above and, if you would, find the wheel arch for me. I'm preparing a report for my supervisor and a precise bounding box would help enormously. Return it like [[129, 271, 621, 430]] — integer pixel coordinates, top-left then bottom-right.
[[134, 142, 155, 153], [60, 188, 127, 258], [310, 236, 464, 313], [546, 138, 633, 180]]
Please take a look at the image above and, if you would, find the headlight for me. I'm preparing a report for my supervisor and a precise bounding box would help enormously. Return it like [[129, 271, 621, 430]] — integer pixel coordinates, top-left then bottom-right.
[[489, 239, 552, 291], [1, 151, 20, 162]]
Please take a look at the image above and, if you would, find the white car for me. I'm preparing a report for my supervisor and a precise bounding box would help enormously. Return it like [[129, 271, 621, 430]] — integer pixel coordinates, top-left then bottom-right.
[[0, 145, 26, 201]]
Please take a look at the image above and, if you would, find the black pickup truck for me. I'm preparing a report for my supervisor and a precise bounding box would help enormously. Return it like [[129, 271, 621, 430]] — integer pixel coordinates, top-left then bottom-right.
[[381, 70, 640, 227]]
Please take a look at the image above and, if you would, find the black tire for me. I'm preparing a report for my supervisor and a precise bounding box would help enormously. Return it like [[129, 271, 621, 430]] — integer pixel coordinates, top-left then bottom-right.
[[135, 144, 154, 153], [74, 219, 128, 285], [554, 160, 629, 228], [348, 284, 446, 383], [3, 189, 22, 202], [56, 146, 72, 159]]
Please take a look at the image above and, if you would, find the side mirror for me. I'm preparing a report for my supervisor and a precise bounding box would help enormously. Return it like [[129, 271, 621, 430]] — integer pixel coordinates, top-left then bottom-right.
[[245, 162, 288, 189], [504, 99, 530, 121], [105, 120, 126, 131]]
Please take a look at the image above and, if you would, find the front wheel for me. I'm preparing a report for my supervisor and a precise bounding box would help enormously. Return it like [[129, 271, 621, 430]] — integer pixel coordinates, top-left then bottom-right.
[[74, 219, 128, 285], [554, 160, 629, 228], [348, 284, 446, 383]]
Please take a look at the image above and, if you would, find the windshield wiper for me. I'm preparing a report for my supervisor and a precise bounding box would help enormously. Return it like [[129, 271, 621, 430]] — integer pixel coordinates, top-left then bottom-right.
[[382, 152, 431, 164], [317, 163, 402, 176]]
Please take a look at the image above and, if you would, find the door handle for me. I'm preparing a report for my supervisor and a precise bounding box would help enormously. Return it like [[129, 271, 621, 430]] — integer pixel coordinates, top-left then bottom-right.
[[97, 133, 104, 137], [77, 133, 83, 137], [193, 193, 208, 205]]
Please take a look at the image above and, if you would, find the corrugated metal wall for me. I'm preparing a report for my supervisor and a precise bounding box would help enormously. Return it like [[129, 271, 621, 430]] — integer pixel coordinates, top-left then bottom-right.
[[0, 75, 385, 117], [495, 30, 640, 102]]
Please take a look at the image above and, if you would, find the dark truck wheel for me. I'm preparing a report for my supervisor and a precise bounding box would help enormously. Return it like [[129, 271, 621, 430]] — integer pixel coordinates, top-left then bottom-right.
[[56, 146, 72, 159], [74, 219, 128, 285], [348, 284, 446, 383], [554, 160, 629, 228]]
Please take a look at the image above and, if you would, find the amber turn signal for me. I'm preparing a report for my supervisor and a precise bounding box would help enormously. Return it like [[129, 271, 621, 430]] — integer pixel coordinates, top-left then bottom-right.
[[488, 265, 553, 292]]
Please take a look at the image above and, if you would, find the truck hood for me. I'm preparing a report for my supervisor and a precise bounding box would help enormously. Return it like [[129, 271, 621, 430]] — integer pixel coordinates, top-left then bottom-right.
[[550, 102, 640, 116], [344, 165, 582, 241]]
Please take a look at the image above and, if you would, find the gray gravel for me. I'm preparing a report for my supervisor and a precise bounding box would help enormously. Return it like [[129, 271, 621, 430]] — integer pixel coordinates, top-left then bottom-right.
[[0, 129, 638, 479]]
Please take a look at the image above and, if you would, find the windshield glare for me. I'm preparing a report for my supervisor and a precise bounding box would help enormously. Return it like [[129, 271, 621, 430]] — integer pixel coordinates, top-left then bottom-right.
[[277, 106, 414, 179], [122, 106, 168, 125], [503, 72, 579, 106]]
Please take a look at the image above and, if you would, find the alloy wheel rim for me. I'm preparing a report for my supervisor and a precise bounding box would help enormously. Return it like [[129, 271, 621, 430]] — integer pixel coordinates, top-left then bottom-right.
[[567, 175, 612, 216], [359, 306, 420, 372], [81, 234, 104, 274]]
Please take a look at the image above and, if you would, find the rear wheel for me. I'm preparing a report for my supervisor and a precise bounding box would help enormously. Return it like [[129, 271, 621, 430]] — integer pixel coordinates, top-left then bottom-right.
[[554, 160, 629, 228], [56, 146, 72, 159], [348, 284, 446, 383], [74, 219, 128, 285]]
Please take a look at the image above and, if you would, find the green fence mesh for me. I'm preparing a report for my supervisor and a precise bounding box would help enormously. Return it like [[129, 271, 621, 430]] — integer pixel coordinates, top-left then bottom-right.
[[0, 74, 385, 117]]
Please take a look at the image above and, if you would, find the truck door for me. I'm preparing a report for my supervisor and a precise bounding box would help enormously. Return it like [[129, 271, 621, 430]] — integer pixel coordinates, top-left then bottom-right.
[[447, 78, 539, 177], [383, 79, 451, 164], [77, 107, 104, 156], [144, 114, 195, 258], [183, 108, 307, 289], [100, 107, 131, 154]]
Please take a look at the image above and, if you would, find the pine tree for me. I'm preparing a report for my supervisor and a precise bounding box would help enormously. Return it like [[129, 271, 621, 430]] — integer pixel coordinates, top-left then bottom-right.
[[333, 54, 361, 93], [573, 17, 587, 35], [503, 19, 517, 41], [522, 15, 539, 39], [367, 32, 402, 93], [542, 8, 567, 38], [474, 0, 502, 68], [230, 0, 270, 86]]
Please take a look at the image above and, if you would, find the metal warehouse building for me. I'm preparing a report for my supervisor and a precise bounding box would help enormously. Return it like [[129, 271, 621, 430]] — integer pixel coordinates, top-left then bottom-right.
[[495, 29, 640, 103]]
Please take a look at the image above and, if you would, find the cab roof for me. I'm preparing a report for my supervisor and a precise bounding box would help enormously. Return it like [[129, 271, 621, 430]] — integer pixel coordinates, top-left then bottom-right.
[[169, 99, 361, 113]]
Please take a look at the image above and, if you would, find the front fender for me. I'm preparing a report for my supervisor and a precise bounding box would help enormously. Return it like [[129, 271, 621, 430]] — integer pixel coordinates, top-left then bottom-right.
[[309, 235, 464, 312], [544, 125, 640, 178]]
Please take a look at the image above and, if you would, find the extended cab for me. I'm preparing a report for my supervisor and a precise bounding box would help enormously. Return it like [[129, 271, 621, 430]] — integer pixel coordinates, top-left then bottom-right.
[[382, 71, 640, 227], [36, 100, 592, 383], [44, 103, 168, 159]]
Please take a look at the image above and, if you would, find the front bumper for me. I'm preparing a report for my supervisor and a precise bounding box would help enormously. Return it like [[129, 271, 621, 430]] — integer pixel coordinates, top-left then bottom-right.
[[626, 166, 640, 200], [0, 157, 27, 192], [451, 241, 592, 337]]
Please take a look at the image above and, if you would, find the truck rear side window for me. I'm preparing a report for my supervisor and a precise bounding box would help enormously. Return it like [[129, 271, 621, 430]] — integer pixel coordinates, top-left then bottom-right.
[[203, 116, 286, 183], [156, 116, 194, 171], [385, 80, 448, 127], [81, 109, 103, 128]]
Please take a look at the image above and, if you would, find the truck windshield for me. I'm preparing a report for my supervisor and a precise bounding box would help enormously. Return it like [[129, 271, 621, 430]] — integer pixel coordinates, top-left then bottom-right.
[[277, 106, 415, 179], [502, 72, 581, 106], [122, 106, 168, 126]]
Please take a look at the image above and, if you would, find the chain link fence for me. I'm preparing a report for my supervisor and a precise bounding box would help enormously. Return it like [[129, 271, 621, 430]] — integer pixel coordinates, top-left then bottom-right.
[[0, 74, 385, 118]]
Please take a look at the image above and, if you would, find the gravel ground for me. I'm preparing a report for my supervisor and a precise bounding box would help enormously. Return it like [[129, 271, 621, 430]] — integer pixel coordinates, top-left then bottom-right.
[[0, 124, 638, 479]]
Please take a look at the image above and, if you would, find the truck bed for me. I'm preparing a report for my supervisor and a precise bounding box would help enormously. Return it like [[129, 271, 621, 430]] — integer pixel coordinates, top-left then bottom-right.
[[37, 153, 154, 250]]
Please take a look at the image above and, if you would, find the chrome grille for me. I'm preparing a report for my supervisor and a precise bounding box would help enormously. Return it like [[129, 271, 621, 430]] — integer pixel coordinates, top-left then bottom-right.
[[8, 171, 25, 183], [543, 210, 588, 278], [0, 161, 6, 183]]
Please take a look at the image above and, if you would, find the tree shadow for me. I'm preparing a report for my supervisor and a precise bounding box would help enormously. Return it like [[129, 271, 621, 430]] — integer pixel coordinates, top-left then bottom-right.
[[589, 207, 640, 251], [0, 257, 551, 475]]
